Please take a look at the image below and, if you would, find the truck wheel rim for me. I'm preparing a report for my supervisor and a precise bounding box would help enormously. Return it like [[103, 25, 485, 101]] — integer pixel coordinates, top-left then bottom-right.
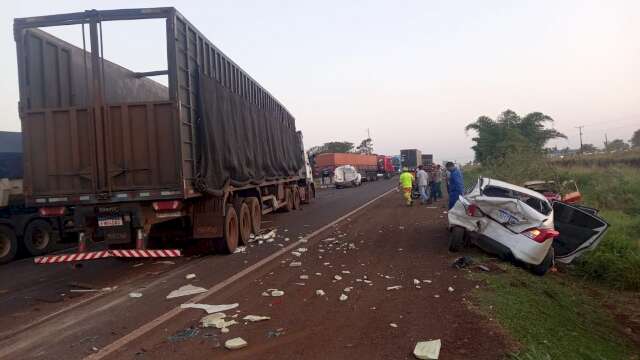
[[32, 228, 50, 250], [0, 234, 10, 258]]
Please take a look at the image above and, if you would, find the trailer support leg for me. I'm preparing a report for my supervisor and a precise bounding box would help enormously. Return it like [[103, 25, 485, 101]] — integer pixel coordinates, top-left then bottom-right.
[[135, 228, 147, 250], [78, 232, 88, 253]]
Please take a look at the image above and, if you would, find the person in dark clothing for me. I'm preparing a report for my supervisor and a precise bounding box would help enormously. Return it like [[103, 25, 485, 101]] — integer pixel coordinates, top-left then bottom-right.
[[446, 162, 464, 210]]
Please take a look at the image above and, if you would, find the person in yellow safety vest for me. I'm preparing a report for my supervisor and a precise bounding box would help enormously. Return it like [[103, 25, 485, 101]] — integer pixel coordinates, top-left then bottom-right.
[[398, 167, 415, 206]]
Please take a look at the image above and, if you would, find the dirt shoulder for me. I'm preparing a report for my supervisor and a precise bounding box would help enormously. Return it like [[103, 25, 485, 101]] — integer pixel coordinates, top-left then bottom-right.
[[112, 193, 510, 359]]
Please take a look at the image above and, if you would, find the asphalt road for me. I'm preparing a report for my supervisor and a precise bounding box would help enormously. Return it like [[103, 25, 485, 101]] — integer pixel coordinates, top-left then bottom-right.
[[0, 178, 397, 359]]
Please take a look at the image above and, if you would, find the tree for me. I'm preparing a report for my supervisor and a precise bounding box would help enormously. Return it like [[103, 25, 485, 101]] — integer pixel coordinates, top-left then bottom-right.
[[631, 129, 640, 148], [465, 110, 566, 164], [581, 144, 598, 153], [606, 139, 630, 152], [356, 138, 374, 154]]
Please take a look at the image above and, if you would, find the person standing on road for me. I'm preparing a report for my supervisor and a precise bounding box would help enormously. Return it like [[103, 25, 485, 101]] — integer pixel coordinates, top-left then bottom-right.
[[446, 162, 464, 210], [430, 164, 443, 202], [416, 165, 430, 204], [399, 167, 415, 206]]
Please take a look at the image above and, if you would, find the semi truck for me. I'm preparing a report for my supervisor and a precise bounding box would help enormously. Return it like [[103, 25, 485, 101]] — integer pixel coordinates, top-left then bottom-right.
[[0, 132, 76, 264], [376, 155, 395, 179], [14, 8, 315, 264], [314, 153, 379, 182], [421, 154, 434, 166], [400, 149, 422, 170]]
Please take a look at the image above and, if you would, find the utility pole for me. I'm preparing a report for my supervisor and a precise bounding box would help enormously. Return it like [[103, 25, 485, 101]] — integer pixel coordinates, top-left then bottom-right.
[[575, 126, 584, 154], [604, 133, 609, 152]]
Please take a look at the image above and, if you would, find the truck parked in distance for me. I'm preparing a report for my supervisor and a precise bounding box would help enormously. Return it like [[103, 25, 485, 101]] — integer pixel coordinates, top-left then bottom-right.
[[14, 8, 314, 264], [377, 155, 395, 179], [400, 149, 422, 170], [421, 154, 434, 166], [314, 153, 379, 182], [0, 132, 75, 264]]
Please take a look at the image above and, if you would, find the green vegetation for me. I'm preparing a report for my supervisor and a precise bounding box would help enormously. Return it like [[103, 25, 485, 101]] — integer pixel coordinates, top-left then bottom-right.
[[471, 267, 635, 360]]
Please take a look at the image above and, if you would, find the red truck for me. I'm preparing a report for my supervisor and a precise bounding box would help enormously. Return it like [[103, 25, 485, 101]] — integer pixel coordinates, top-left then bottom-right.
[[14, 8, 315, 264], [314, 153, 379, 182], [377, 155, 395, 179]]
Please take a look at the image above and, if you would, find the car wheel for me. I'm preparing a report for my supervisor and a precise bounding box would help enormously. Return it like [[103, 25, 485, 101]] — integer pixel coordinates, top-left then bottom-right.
[[448, 226, 466, 252], [531, 247, 554, 276]]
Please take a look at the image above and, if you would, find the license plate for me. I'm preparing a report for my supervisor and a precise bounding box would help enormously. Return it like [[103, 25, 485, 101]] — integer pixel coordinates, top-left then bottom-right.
[[98, 216, 123, 227]]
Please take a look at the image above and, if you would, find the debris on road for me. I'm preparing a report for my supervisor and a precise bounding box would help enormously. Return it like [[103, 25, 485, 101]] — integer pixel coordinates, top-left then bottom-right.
[[243, 315, 270, 322], [267, 328, 285, 338], [224, 337, 248, 350], [168, 327, 199, 342], [201, 313, 226, 327], [448, 287, 455, 292], [132, 262, 144, 268], [154, 260, 175, 265], [423, 280, 432, 284], [413, 339, 441, 359], [69, 286, 116, 293], [289, 261, 302, 267], [453, 256, 474, 269], [234, 246, 246, 254], [477, 264, 491, 272], [166, 284, 207, 299], [315, 289, 326, 296], [270, 290, 285, 297], [339, 294, 348, 301], [128, 292, 143, 298], [390, 323, 398, 328], [291, 251, 301, 257], [334, 275, 342, 281], [299, 275, 309, 280], [413, 279, 421, 285], [185, 273, 196, 280], [341, 270, 351, 274], [343, 287, 353, 292], [180, 303, 239, 314], [386, 285, 402, 291]]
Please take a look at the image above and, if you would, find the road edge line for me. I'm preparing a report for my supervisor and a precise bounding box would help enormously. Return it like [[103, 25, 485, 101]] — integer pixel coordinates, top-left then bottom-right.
[[86, 186, 396, 360]]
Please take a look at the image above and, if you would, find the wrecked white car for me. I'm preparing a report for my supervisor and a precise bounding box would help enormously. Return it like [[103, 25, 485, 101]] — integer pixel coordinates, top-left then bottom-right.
[[448, 177, 608, 275], [333, 165, 362, 188]]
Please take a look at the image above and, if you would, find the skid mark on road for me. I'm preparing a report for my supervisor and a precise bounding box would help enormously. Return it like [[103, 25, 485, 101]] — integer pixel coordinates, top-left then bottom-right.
[[86, 187, 396, 360]]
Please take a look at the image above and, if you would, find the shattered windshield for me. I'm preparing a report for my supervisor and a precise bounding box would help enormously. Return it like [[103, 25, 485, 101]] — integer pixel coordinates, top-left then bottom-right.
[[482, 186, 552, 216]]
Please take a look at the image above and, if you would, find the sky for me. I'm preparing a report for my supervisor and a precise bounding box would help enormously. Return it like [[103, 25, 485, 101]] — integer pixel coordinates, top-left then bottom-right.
[[1, 0, 638, 164]]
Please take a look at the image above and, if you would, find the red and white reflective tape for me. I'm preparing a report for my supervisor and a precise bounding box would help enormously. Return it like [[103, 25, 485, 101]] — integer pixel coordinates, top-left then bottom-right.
[[34, 249, 181, 264]]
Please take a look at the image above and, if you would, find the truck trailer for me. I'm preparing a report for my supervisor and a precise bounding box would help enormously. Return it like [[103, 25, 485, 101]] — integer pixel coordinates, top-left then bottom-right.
[[314, 153, 378, 182], [400, 149, 422, 170], [14, 8, 315, 264]]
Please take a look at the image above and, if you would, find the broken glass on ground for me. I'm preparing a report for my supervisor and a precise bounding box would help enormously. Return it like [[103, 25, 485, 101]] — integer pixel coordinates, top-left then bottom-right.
[[166, 284, 207, 299]]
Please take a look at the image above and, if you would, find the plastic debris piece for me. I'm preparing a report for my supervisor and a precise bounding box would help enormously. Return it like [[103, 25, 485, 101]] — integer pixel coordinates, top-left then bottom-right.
[[363, 280, 372, 284], [341, 270, 351, 274], [234, 246, 246, 253], [413, 279, 421, 285], [413, 339, 441, 359], [168, 327, 199, 342], [291, 251, 301, 257], [129, 292, 143, 298], [477, 264, 490, 272], [224, 337, 248, 350], [201, 313, 226, 327], [434, 294, 440, 298], [167, 285, 207, 299], [221, 327, 230, 334], [386, 285, 402, 290], [339, 294, 348, 301], [271, 290, 285, 297], [289, 261, 302, 267], [390, 323, 398, 328], [261, 292, 270, 297], [180, 303, 239, 314], [344, 287, 354, 292], [315, 289, 326, 296], [243, 315, 270, 322], [423, 280, 432, 284], [299, 275, 309, 280], [185, 273, 196, 280], [315, 272, 322, 276], [296, 247, 307, 253], [448, 287, 455, 292]]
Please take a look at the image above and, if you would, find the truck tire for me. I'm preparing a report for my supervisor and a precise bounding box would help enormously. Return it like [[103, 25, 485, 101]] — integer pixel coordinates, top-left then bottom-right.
[[23, 219, 56, 256], [0, 225, 17, 264], [283, 188, 294, 212], [292, 187, 301, 210], [448, 226, 466, 252], [236, 202, 251, 245], [214, 205, 238, 254], [247, 197, 261, 234], [531, 247, 554, 276]]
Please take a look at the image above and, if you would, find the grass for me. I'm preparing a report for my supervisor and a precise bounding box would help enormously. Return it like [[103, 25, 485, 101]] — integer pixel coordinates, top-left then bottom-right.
[[471, 267, 636, 359]]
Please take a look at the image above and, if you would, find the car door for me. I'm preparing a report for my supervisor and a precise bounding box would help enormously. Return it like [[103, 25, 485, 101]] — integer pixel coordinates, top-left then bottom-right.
[[552, 201, 609, 263]]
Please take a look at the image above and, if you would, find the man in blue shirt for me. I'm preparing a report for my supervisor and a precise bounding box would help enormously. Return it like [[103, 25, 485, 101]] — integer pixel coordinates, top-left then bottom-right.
[[446, 162, 464, 210]]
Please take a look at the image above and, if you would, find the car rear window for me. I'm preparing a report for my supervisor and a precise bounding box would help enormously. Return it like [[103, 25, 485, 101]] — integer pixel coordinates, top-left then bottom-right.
[[483, 186, 552, 215]]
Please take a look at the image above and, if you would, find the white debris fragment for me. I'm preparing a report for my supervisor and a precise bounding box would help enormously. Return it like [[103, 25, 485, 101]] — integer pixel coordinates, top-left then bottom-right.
[[289, 261, 302, 267], [386, 285, 402, 291], [180, 303, 239, 314], [128, 292, 143, 298], [220, 327, 230, 334], [234, 246, 246, 253], [284, 237, 290, 241], [448, 287, 455, 292], [258, 240, 264, 245], [261, 292, 270, 297], [291, 251, 302, 257], [356, 278, 362, 282], [384, 275, 394, 279], [423, 280, 432, 284], [243, 315, 270, 322], [334, 275, 343, 281], [363, 280, 372, 284], [315, 272, 322, 276], [225, 337, 248, 350], [166, 284, 207, 299], [341, 270, 351, 274], [416, 285, 422, 289], [154, 260, 175, 265], [348, 243, 356, 249], [413, 339, 441, 359], [399, 226, 405, 230], [323, 262, 331, 266], [185, 273, 196, 280], [296, 247, 308, 253], [270, 290, 285, 297], [201, 312, 226, 327], [339, 294, 348, 301], [343, 287, 353, 292], [299, 239, 308, 243], [322, 237, 336, 242], [413, 279, 421, 285], [299, 275, 309, 280], [266, 239, 274, 243], [434, 294, 440, 298], [294, 282, 306, 286], [315, 289, 326, 296], [390, 323, 398, 328]]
